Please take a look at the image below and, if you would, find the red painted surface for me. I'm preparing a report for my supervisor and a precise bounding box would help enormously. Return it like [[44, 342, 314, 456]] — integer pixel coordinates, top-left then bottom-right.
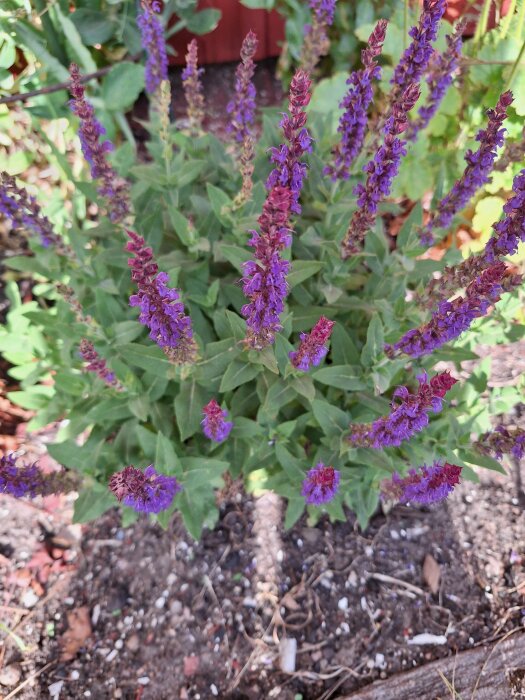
[[434, 0, 511, 35], [168, 0, 285, 65]]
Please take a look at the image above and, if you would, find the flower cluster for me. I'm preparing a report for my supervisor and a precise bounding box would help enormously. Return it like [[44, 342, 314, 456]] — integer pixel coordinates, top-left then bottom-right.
[[477, 426, 525, 461], [241, 186, 292, 349], [325, 20, 387, 180], [69, 64, 130, 223], [266, 70, 312, 216], [126, 230, 197, 364], [419, 91, 513, 245], [407, 21, 464, 141], [381, 462, 462, 505], [341, 83, 420, 258], [300, 0, 337, 74], [227, 30, 258, 146], [182, 39, 205, 134], [79, 339, 122, 389], [388, 262, 521, 358], [137, 0, 168, 94], [0, 171, 60, 248], [202, 399, 233, 442], [109, 464, 181, 514], [289, 316, 335, 371], [391, 0, 446, 97], [302, 463, 340, 505], [349, 371, 457, 449], [0, 453, 77, 498]]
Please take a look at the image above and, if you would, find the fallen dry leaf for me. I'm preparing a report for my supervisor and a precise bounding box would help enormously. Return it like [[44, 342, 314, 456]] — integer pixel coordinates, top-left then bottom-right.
[[423, 553, 441, 595], [60, 606, 92, 661], [183, 655, 200, 677]]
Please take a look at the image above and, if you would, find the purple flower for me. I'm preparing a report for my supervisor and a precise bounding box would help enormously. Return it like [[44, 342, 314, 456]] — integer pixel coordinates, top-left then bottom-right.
[[69, 64, 130, 223], [341, 83, 420, 258], [477, 426, 525, 461], [300, 0, 337, 73], [289, 316, 335, 371], [0, 453, 41, 497], [266, 70, 312, 216], [227, 31, 258, 146], [420, 90, 513, 245], [80, 338, 122, 389], [109, 464, 181, 514], [381, 462, 462, 505], [349, 371, 457, 449], [391, 0, 446, 96], [407, 21, 464, 141], [0, 171, 60, 248], [484, 167, 525, 262], [241, 186, 292, 349], [137, 0, 168, 94], [387, 261, 521, 358], [325, 20, 387, 181], [126, 229, 197, 365], [302, 462, 340, 505], [202, 399, 233, 443], [182, 39, 205, 134]]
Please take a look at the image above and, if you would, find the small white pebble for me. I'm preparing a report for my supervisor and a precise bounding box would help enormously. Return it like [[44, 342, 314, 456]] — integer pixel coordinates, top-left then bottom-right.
[[115, 640, 123, 650], [105, 649, 118, 663], [70, 670, 80, 681], [84, 692, 91, 697], [91, 604, 101, 626], [21, 590, 39, 608], [390, 530, 400, 540], [337, 597, 349, 611], [64, 597, 75, 606], [124, 616, 133, 625], [154, 597, 166, 609], [137, 677, 150, 685], [296, 538, 303, 548], [340, 622, 350, 634], [210, 684, 219, 696], [375, 653, 387, 670], [167, 573, 177, 585], [277, 550, 284, 563]]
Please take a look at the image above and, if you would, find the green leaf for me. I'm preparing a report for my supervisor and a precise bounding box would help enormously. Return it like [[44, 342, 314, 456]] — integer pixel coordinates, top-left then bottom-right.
[[291, 376, 316, 402], [275, 444, 305, 480], [311, 400, 348, 437], [458, 450, 506, 474], [206, 183, 231, 222], [240, 0, 275, 7], [7, 386, 54, 410], [312, 365, 366, 391], [220, 360, 261, 392], [287, 261, 325, 289], [216, 243, 251, 272], [54, 6, 97, 73], [73, 483, 116, 524], [360, 314, 384, 367], [284, 497, 305, 529], [14, 22, 69, 81], [118, 343, 174, 378], [70, 8, 117, 45], [262, 380, 297, 417], [174, 380, 205, 441], [102, 63, 146, 112], [330, 323, 360, 365], [186, 8, 221, 34], [155, 432, 183, 477]]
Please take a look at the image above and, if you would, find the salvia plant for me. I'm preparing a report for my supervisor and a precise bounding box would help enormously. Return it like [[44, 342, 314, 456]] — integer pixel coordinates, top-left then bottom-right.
[[1, 0, 524, 537]]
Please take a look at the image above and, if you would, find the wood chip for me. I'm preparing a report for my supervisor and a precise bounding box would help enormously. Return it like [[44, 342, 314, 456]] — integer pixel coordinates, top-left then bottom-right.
[[422, 554, 441, 595]]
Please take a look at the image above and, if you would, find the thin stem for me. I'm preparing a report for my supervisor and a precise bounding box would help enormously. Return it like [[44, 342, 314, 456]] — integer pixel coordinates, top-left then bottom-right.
[[404, 0, 410, 50], [506, 37, 525, 88], [516, 0, 525, 39], [500, 0, 517, 39], [474, 0, 493, 45]]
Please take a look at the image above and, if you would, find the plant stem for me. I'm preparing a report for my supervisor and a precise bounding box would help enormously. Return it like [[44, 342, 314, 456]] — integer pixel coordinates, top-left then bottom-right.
[[506, 37, 525, 89], [516, 0, 525, 39], [474, 0, 493, 46], [500, 0, 517, 39], [404, 0, 410, 50]]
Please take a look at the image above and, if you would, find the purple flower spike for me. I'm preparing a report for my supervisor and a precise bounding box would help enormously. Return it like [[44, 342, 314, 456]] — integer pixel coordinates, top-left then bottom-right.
[[241, 186, 292, 349], [80, 339, 123, 389], [227, 31, 258, 146], [126, 229, 197, 365], [391, 0, 446, 97], [182, 39, 205, 133], [349, 371, 457, 449], [302, 462, 340, 505], [266, 70, 312, 216], [341, 83, 420, 258], [407, 21, 464, 141], [0, 172, 60, 248], [381, 462, 462, 505], [109, 465, 181, 514], [69, 64, 130, 223], [301, 0, 337, 73], [420, 90, 513, 245], [202, 399, 233, 443], [0, 453, 41, 498], [137, 0, 168, 94], [484, 167, 525, 262], [325, 20, 387, 181], [289, 316, 335, 371], [477, 426, 525, 461], [387, 261, 521, 358]]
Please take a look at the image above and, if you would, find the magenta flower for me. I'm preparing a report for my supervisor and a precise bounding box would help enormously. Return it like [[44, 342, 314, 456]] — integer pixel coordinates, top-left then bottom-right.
[[202, 399, 233, 443], [182, 39, 205, 133], [241, 186, 292, 349], [289, 316, 335, 371], [387, 261, 521, 358], [325, 20, 387, 181], [341, 83, 420, 258], [419, 91, 513, 245], [349, 371, 457, 449], [381, 462, 462, 505], [266, 69, 312, 216], [80, 339, 122, 389], [126, 230, 197, 365], [137, 0, 168, 94], [109, 464, 181, 514], [69, 64, 130, 223], [302, 462, 340, 505], [0, 172, 60, 248], [227, 30, 258, 145]]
